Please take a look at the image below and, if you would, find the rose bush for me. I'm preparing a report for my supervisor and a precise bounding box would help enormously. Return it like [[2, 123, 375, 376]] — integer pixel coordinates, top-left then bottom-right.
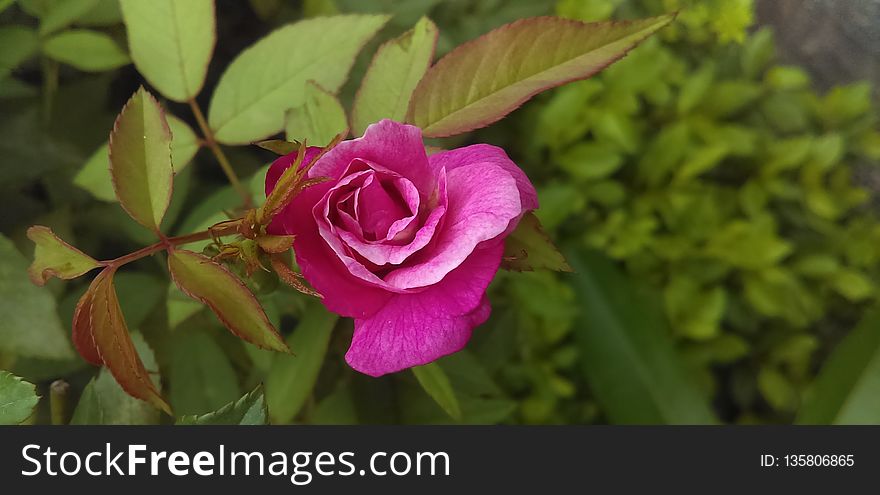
[[266, 119, 538, 376], [11, 2, 674, 420]]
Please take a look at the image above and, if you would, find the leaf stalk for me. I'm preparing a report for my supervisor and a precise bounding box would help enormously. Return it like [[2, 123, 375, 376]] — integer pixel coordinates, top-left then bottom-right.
[[188, 99, 253, 208]]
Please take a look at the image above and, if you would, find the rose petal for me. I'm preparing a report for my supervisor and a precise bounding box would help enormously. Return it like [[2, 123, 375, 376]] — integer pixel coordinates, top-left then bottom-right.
[[309, 120, 434, 193], [345, 241, 501, 376], [356, 173, 414, 240], [337, 206, 444, 266], [332, 159, 424, 246], [382, 177, 421, 242], [270, 180, 392, 318], [335, 190, 363, 237], [315, 171, 410, 292], [337, 170, 448, 267], [429, 144, 538, 211], [382, 162, 520, 288]]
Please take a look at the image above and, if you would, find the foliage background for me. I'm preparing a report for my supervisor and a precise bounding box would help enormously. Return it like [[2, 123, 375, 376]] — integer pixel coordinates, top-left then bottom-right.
[[1, 0, 879, 425]]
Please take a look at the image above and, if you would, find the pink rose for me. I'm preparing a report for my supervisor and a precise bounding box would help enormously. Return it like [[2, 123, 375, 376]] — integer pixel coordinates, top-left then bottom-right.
[[265, 119, 537, 376]]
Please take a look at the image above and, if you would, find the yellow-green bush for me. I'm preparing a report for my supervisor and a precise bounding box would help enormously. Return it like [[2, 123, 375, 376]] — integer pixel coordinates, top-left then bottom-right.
[[492, 0, 880, 422]]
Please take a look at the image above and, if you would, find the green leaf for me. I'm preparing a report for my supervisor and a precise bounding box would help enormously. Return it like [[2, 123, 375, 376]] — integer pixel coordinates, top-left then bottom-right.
[[664, 278, 726, 340], [109, 87, 174, 232], [168, 116, 200, 169], [284, 81, 348, 146], [169, 329, 240, 416], [208, 14, 389, 144], [17, 0, 54, 17], [311, 388, 358, 424], [400, 352, 515, 424], [38, 0, 100, 36], [77, 144, 120, 201], [26, 225, 101, 285], [556, 141, 623, 180], [407, 14, 674, 137], [167, 282, 203, 329], [114, 271, 164, 329], [674, 144, 729, 184], [677, 61, 715, 115], [351, 16, 438, 135], [177, 385, 268, 425], [167, 249, 288, 353], [255, 139, 301, 156], [411, 362, 461, 421], [69, 378, 102, 424], [708, 0, 754, 43], [798, 310, 880, 424], [75, 114, 198, 202], [758, 366, 797, 412], [119, 0, 215, 102], [333, 0, 439, 27], [765, 66, 810, 90], [0, 26, 39, 79], [740, 27, 774, 78], [0, 371, 39, 425], [0, 0, 14, 14], [0, 234, 74, 360], [821, 82, 872, 128], [705, 218, 792, 269], [568, 249, 717, 424], [535, 183, 586, 231], [77, 0, 122, 26], [265, 303, 337, 423], [502, 212, 571, 272], [557, 0, 616, 21], [831, 269, 874, 302], [70, 333, 163, 424], [700, 80, 763, 118], [43, 29, 130, 72], [743, 267, 817, 328]]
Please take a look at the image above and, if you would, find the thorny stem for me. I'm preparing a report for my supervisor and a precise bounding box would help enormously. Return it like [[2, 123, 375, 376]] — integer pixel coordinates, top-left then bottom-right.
[[188, 99, 253, 208], [102, 220, 242, 268]]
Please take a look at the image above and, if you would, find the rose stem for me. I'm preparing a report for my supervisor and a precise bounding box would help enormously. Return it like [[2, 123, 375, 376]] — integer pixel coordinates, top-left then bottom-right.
[[102, 220, 242, 268], [187, 98, 253, 208]]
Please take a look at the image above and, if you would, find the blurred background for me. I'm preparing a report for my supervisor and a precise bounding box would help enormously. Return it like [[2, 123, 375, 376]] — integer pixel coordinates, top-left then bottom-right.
[[1, 0, 879, 425]]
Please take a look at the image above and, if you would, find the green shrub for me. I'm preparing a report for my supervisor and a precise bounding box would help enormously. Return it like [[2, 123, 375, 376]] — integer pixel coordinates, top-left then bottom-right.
[[489, 0, 880, 423]]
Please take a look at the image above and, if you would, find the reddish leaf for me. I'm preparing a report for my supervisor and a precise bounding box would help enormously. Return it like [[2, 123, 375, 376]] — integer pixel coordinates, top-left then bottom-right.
[[269, 254, 321, 298], [71, 279, 101, 366], [407, 15, 675, 137], [167, 249, 289, 353], [89, 267, 171, 414]]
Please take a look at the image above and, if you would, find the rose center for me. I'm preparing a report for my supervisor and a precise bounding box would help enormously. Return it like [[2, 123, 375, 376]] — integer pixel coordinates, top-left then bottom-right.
[[329, 168, 421, 247], [356, 174, 412, 241]]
